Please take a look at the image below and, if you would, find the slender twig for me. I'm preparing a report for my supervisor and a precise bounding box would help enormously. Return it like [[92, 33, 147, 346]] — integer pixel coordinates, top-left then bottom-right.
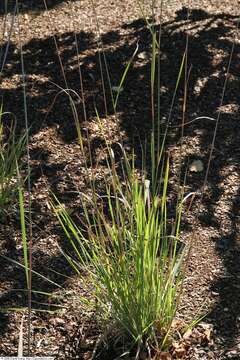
[[181, 2, 190, 144], [16, 1, 32, 355], [90, 0, 108, 117], [68, 0, 87, 123], [157, 0, 163, 152]]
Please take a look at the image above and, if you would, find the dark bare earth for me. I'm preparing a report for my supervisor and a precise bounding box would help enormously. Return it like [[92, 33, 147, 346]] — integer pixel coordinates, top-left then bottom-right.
[[0, 0, 240, 359]]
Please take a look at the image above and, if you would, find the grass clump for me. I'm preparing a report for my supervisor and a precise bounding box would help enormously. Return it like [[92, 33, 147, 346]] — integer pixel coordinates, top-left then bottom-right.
[[52, 139, 185, 356], [51, 5, 187, 356]]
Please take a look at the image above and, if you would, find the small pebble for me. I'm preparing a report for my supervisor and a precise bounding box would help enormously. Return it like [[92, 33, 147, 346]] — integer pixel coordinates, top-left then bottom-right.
[[189, 159, 204, 173]]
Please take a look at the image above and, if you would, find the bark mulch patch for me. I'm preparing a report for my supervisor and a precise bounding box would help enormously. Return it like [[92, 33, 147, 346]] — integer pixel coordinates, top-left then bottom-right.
[[0, 0, 240, 359]]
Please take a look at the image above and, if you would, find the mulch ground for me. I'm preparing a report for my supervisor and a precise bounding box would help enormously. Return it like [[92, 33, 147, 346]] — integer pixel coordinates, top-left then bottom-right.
[[0, 0, 240, 359]]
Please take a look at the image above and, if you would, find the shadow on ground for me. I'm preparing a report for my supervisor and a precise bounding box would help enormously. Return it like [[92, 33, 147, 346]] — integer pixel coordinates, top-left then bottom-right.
[[0, 5, 240, 355], [0, 0, 78, 14]]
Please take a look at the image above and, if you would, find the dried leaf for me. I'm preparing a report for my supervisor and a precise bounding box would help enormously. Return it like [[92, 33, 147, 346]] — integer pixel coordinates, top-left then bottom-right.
[[138, 51, 148, 60], [199, 322, 213, 344], [154, 351, 172, 360], [183, 328, 192, 340], [112, 86, 123, 93], [173, 344, 187, 358]]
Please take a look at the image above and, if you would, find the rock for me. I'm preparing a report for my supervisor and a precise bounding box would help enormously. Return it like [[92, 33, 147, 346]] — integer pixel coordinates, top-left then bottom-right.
[[189, 159, 204, 173]]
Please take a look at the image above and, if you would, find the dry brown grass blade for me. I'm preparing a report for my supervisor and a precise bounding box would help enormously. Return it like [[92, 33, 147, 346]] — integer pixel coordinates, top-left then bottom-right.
[[18, 315, 24, 357]]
